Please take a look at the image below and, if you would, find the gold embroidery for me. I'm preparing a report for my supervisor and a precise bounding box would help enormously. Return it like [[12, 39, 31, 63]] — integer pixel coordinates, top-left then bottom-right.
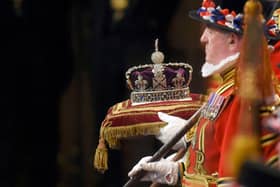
[[261, 133, 279, 147], [191, 118, 201, 148], [185, 150, 190, 169], [216, 79, 234, 95], [199, 122, 208, 152], [186, 123, 198, 143], [194, 150, 207, 174], [265, 155, 279, 167], [216, 66, 235, 95], [193, 120, 208, 174], [182, 172, 218, 187], [220, 66, 235, 82]]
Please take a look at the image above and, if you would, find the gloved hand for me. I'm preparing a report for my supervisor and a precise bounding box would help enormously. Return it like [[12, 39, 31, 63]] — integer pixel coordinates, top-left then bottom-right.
[[128, 156, 179, 185], [156, 112, 188, 150]]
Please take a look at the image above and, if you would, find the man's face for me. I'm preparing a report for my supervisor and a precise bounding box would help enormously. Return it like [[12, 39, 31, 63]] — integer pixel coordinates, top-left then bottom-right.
[[200, 26, 233, 65]]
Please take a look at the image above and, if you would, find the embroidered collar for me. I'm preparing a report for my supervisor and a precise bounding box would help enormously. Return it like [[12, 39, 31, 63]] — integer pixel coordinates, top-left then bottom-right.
[[220, 65, 236, 83]]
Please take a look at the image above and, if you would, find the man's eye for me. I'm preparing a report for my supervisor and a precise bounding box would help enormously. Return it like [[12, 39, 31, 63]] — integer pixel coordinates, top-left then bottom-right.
[[206, 28, 213, 34]]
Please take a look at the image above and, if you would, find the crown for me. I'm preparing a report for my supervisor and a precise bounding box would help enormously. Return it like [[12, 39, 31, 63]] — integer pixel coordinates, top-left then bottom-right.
[[125, 39, 193, 104]]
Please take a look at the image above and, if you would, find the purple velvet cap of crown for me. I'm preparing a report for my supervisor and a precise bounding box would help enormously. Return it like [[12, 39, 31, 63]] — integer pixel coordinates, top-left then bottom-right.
[[128, 64, 191, 91]]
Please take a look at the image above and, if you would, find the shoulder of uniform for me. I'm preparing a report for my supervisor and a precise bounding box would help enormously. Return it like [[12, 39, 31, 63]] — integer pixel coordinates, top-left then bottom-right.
[[215, 79, 235, 98]]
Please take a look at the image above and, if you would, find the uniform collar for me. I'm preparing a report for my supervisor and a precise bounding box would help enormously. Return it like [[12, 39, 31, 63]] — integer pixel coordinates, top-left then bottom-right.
[[220, 64, 236, 83], [215, 65, 236, 95]]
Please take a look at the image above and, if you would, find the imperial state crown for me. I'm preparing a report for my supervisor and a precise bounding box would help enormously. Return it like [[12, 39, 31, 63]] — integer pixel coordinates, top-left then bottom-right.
[[126, 39, 193, 104]]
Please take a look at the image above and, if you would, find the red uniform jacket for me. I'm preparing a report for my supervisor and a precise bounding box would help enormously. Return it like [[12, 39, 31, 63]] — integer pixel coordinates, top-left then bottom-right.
[[180, 66, 279, 187]]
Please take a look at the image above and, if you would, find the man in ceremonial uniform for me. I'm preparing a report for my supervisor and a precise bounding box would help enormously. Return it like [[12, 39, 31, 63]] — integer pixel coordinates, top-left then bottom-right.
[[127, 0, 280, 186]]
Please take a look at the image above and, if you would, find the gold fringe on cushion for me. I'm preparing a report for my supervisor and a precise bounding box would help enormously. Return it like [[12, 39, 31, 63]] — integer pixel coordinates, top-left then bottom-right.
[[94, 137, 108, 173], [94, 122, 165, 173], [102, 122, 166, 149]]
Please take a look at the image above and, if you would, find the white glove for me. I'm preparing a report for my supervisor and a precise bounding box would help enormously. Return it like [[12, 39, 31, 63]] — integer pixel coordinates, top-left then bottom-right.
[[166, 150, 187, 163], [156, 112, 188, 150], [128, 156, 179, 185]]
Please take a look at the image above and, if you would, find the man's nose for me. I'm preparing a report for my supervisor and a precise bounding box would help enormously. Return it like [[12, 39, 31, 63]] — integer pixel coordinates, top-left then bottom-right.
[[200, 30, 207, 44]]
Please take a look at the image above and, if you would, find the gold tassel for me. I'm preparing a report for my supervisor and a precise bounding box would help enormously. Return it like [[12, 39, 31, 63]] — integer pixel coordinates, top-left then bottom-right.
[[94, 137, 108, 173]]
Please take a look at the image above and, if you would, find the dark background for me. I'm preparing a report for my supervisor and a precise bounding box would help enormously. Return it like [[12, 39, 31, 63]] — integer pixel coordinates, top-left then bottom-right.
[[1, 0, 207, 187]]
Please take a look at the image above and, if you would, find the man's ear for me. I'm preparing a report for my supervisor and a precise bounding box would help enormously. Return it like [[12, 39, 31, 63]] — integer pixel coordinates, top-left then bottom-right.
[[228, 33, 241, 51]]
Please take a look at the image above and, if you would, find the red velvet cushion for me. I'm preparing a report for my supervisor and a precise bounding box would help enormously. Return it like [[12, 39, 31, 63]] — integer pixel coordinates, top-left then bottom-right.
[[99, 93, 204, 149]]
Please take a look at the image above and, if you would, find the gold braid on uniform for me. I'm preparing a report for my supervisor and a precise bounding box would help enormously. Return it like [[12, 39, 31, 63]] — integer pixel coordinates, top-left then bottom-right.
[[259, 99, 280, 117]]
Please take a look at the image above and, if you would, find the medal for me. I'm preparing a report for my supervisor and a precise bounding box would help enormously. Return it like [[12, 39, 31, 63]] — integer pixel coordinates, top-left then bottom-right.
[[202, 92, 225, 120]]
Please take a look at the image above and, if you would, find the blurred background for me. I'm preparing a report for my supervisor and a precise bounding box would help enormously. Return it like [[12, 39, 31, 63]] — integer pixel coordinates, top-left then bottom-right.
[[3, 0, 207, 186]]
